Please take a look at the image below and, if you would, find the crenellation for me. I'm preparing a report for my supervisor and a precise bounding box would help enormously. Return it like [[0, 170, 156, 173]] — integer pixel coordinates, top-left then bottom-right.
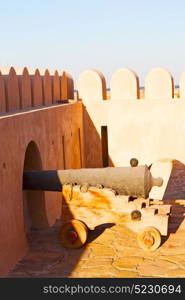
[[61, 71, 74, 101], [6, 67, 21, 112], [110, 68, 140, 100], [18, 67, 32, 109], [145, 67, 174, 100], [43, 69, 53, 105], [52, 70, 61, 103], [77, 69, 107, 101], [30, 68, 44, 107], [0, 66, 184, 113]]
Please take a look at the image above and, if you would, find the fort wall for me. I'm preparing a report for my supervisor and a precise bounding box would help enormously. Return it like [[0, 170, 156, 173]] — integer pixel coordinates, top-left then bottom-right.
[[1, 65, 185, 276], [78, 68, 185, 168], [0, 67, 82, 276]]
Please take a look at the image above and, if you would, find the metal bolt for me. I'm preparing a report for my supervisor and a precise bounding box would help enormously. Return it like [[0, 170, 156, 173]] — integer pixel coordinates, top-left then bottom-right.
[[143, 233, 154, 247], [131, 210, 142, 221], [130, 158, 139, 167]]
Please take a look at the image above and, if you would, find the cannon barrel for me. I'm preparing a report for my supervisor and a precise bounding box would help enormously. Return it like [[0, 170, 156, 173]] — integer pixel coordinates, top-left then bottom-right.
[[23, 165, 163, 198]]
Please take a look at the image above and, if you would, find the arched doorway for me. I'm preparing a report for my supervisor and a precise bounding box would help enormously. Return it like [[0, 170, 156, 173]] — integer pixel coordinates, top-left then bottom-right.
[[23, 141, 48, 235]]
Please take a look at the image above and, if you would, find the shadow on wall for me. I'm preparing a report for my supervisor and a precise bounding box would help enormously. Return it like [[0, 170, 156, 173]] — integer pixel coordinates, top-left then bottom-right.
[[162, 160, 185, 236], [83, 105, 114, 168], [163, 160, 185, 200]]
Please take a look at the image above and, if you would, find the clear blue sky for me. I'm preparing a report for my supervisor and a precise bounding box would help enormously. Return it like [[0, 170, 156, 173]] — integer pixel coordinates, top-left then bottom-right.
[[0, 0, 185, 86]]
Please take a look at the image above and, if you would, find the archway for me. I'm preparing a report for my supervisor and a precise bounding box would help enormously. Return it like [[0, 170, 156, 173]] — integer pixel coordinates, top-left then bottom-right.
[[23, 141, 48, 235]]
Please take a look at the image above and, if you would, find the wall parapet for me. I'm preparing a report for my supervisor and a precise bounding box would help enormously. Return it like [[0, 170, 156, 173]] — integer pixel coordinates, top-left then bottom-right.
[[77, 68, 183, 101], [0, 67, 74, 115]]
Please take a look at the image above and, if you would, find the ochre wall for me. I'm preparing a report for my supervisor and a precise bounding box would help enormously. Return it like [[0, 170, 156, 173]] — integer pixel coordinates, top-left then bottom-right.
[[0, 66, 83, 277], [82, 100, 185, 167]]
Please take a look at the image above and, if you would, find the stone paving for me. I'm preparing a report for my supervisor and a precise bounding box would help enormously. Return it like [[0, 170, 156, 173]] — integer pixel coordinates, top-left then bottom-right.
[[7, 160, 185, 278]]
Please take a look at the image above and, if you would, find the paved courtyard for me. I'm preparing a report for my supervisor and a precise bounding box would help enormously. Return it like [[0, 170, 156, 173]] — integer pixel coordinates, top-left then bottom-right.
[[7, 160, 185, 278]]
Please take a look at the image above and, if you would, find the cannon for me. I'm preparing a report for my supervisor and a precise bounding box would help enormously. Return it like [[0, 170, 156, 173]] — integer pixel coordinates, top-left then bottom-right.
[[23, 159, 171, 251]]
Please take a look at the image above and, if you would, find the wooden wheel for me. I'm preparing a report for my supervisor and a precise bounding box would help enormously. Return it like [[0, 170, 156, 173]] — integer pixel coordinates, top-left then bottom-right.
[[59, 219, 88, 249], [137, 227, 161, 251]]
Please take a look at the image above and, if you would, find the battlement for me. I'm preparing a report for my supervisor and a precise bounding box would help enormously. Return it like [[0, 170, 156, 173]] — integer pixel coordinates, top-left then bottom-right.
[[0, 67, 74, 115], [76, 67, 185, 101], [1, 66, 185, 117]]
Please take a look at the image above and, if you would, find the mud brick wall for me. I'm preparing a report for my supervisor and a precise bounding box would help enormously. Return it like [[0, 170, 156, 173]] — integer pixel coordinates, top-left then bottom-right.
[[0, 67, 84, 276], [78, 68, 185, 167]]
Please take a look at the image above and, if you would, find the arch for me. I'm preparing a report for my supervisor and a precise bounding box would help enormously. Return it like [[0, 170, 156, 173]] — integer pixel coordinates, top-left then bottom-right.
[[22, 141, 48, 234], [77, 69, 106, 101], [145, 67, 174, 100], [110, 68, 139, 100]]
